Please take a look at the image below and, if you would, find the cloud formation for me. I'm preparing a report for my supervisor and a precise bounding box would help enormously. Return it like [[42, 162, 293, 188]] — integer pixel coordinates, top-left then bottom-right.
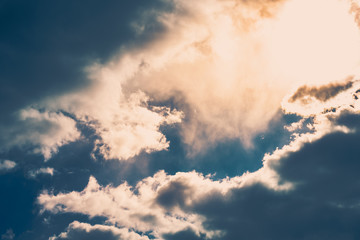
[[288, 79, 354, 103], [99, 0, 360, 152], [49, 221, 149, 240], [38, 107, 360, 240], [28, 167, 54, 178], [37, 73, 360, 239], [0, 160, 16, 172], [0, 108, 80, 160], [282, 77, 360, 117], [2, 0, 360, 239], [2, 0, 359, 161]]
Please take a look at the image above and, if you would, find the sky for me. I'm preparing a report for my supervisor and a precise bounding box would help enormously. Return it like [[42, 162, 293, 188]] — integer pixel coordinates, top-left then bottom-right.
[[2, 0, 360, 239]]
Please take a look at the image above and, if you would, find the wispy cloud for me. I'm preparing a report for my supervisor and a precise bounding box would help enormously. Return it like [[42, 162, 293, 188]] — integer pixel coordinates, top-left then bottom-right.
[[28, 167, 54, 178], [0, 160, 16, 172], [1, 229, 14, 240]]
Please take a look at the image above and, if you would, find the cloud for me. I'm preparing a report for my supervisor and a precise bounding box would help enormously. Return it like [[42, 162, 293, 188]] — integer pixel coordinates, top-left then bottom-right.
[[28, 167, 54, 178], [122, 0, 291, 151], [0, 160, 16, 172], [3, 0, 360, 239], [49, 221, 149, 240], [0, 0, 181, 162], [0, 108, 80, 160], [43, 75, 183, 160], [0, 77, 183, 162], [94, 0, 360, 153], [288, 79, 354, 103], [192, 113, 360, 240], [37, 83, 360, 239], [350, 0, 360, 28], [38, 119, 360, 239], [1, 229, 14, 240], [282, 77, 360, 117], [38, 171, 233, 239], [2, 0, 358, 160], [0, 0, 294, 161]]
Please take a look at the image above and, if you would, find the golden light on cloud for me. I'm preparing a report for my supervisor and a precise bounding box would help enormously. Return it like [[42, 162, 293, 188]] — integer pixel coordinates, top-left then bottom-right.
[[31, 0, 360, 160], [117, 0, 360, 154], [265, 0, 360, 86]]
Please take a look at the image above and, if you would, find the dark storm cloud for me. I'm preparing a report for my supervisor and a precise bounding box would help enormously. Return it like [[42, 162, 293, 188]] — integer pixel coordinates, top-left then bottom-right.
[[289, 79, 354, 103]]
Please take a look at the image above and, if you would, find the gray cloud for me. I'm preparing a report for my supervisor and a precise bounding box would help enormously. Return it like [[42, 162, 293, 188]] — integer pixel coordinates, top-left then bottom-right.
[[156, 179, 194, 210], [289, 79, 354, 103]]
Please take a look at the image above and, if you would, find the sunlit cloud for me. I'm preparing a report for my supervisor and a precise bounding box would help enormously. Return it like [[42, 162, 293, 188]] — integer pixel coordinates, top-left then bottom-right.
[[112, 0, 360, 153], [265, 0, 360, 86], [3, 0, 360, 159], [38, 77, 360, 238], [49, 221, 149, 240], [5, 0, 360, 239], [0, 108, 80, 160]]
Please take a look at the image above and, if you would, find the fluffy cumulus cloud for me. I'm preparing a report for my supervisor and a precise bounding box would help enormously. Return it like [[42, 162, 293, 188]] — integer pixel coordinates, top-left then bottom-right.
[[49, 221, 149, 240], [4, 0, 360, 239], [0, 108, 80, 160], [0, 52, 182, 162], [44, 72, 183, 160], [38, 171, 236, 239], [71, 0, 360, 154], [38, 74, 360, 239], [2, 0, 359, 159]]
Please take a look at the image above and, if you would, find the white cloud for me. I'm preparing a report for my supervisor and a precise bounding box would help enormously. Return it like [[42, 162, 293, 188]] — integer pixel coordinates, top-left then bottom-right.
[[38, 77, 360, 239], [0, 108, 81, 161], [42, 74, 183, 160], [76, 0, 360, 154], [49, 221, 149, 240], [0, 160, 16, 171], [28, 167, 54, 178], [38, 80, 360, 239], [4, 0, 358, 160], [38, 171, 248, 239]]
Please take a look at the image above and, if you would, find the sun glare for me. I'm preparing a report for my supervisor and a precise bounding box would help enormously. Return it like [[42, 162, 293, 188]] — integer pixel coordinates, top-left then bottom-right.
[[264, 0, 360, 86]]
